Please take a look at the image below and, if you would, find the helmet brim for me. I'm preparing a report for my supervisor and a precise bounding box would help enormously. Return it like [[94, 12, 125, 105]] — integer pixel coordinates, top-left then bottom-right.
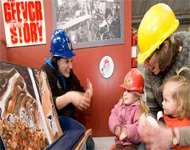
[[120, 84, 144, 94], [51, 50, 76, 58]]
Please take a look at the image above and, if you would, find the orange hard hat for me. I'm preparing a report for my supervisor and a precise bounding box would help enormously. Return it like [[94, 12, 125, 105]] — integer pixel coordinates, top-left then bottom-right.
[[120, 68, 144, 93]]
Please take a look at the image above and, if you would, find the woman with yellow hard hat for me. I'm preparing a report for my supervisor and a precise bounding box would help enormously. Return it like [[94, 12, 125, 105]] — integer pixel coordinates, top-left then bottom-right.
[[137, 3, 190, 150]]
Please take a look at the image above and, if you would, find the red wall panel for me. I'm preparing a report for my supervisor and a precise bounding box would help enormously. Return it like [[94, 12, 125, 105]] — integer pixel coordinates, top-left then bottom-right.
[[0, 0, 131, 137]]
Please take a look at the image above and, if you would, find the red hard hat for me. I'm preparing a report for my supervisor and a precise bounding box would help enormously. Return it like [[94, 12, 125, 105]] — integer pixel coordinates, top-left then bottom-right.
[[120, 68, 144, 93]]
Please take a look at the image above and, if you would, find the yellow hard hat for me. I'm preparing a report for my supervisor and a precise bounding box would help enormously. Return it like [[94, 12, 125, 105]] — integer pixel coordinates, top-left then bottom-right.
[[137, 3, 179, 63]]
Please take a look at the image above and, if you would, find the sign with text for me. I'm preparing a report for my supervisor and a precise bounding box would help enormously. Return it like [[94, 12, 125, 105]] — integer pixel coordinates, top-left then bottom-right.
[[1, 0, 46, 47]]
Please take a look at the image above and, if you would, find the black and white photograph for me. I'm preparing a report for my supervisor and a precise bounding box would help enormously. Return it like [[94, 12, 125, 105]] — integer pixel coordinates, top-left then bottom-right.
[[52, 0, 124, 49]]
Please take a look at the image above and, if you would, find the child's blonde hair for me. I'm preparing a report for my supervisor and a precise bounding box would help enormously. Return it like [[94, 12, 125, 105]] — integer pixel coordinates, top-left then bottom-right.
[[139, 97, 149, 118], [163, 67, 190, 119]]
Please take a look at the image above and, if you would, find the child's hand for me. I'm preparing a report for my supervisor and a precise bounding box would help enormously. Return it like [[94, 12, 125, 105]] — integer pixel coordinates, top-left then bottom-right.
[[119, 127, 128, 141], [114, 125, 121, 137], [119, 132, 127, 141]]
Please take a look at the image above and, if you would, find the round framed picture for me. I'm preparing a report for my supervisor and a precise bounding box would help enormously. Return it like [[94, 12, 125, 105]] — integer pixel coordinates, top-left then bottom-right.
[[99, 56, 114, 78]]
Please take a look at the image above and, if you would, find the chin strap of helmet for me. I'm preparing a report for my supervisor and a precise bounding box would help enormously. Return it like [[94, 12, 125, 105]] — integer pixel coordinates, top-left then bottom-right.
[[45, 58, 66, 90]]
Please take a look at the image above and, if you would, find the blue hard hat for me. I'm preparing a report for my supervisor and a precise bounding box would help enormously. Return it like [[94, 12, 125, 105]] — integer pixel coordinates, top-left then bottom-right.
[[50, 29, 75, 58]]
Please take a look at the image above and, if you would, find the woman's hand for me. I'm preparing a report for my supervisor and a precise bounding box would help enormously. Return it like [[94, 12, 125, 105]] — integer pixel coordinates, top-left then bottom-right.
[[70, 91, 91, 111], [85, 78, 93, 99], [56, 79, 93, 111], [56, 90, 92, 111], [138, 113, 173, 150], [148, 122, 173, 150]]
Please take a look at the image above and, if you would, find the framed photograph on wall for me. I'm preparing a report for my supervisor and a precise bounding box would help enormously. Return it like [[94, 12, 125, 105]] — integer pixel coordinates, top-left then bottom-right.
[[52, 0, 124, 49]]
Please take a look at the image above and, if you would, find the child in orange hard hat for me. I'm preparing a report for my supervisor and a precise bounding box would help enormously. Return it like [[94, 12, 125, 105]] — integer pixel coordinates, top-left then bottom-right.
[[108, 68, 149, 150]]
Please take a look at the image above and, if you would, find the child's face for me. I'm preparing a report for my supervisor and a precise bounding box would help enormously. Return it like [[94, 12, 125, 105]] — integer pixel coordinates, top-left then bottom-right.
[[122, 90, 138, 105], [162, 82, 179, 117]]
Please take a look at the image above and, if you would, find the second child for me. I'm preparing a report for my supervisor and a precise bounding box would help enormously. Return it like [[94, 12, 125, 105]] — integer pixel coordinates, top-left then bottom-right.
[[162, 67, 190, 150]]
